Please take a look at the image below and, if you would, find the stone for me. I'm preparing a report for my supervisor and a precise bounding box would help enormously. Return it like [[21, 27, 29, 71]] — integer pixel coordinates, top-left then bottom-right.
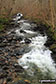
[[20, 30, 26, 33], [7, 77, 12, 82], [13, 49, 23, 56], [7, 37, 12, 42], [0, 50, 4, 55], [45, 37, 55, 47], [16, 36, 23, 41], [14, 65, 24, 72], [0, 73, 8, 79], [50, 43, 56, 53], [0, 36, 4, 42], [24, 38, 31, 44], [2, 66, 9, 70], [0, 43, 7, 47], [51, 53, 56, 63]]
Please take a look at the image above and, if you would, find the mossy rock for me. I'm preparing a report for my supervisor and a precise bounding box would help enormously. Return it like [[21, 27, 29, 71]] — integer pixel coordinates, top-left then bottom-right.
[[50, 43, 56, 50], [52, 32, 56, 41]]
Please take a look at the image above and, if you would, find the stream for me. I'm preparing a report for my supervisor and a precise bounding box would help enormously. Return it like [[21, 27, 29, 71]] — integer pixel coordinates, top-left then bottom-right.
[[12, 14, 56, 82], [11, 14, 56, 81], [0, 13, 56, 84]]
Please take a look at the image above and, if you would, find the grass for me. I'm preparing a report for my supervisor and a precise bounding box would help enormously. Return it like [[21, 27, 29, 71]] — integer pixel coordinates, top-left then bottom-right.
[[0, 24, 4, 31], [0, 17, 9, 31], [48, 26, 56, 41], [0, 18, 9, 24]]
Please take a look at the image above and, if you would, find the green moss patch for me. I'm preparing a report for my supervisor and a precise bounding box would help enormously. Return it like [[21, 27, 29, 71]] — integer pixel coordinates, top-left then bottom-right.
[[0, 17, 9, 31], [50, 43, 56, 50], [0, 24, 4, 31], [0, 18, 9, 24]]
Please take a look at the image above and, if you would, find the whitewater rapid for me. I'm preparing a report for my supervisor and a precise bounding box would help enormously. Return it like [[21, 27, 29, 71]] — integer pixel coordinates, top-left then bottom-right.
[[13, 14, 56, 78], [18, 33, 56, 78]]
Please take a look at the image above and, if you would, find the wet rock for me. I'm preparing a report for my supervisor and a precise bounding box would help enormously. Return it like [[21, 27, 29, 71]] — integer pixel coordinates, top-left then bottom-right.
[[14, 49, 24, 56], [20, 30, 26, 33], [24, 38, 31, 44], [13, 64, 24, 72], [14, 64, 23, 69], [0, 59, 5, 66], [2, 66, 9, 70], [0, 73, 8, 79], [51, 48, 56, 53], [3, 39, 8, 43], [0, 50, 4, 55], [51, 53, 56, 63], [16, 36, 23, 41], [4, 48, 10, 52], [7, 77, 12, 82], [0, 43, 7, 47], [13, 36, 17, 40], [7, 36, 13, 42], [0, 68, 3, 72], [7, 43, 11, 46], [0, 36, 4, 43], [34, 23, 49, 33], [45, 37, 55, 47], [13, 46, 30, 56], [15, 68, 24, 73]]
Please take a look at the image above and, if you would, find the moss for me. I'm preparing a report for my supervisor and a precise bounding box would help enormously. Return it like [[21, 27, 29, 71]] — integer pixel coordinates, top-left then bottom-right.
[[52, 33, 56, 40], [52, 29, 56, 40], [0, 17, 9, 31], [50, 43, 56, 49], [0, 18, 9, 24], [47, 26, 56, 41], [0, 24, 4, 31]]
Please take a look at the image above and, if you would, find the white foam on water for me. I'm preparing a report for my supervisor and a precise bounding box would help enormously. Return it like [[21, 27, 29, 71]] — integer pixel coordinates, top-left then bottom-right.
[[13, 16, 21, 21], [13, 13, 23, 21], [18, 35, 56, 78], [17, 20, 27, 23], [15, 29, 24, 36], [23, 23, 31, 26], [20, 22, 31, 30], [24, 30, 37, 34]]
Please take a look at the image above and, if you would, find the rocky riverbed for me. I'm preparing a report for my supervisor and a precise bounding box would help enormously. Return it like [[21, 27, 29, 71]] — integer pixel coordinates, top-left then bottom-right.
[[0, 14, 56, 84]]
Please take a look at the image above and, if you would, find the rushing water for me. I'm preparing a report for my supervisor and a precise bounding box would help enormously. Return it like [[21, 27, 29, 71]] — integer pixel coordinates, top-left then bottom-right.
[[14, 13, 56, 79], [18, 34, 56, 78]]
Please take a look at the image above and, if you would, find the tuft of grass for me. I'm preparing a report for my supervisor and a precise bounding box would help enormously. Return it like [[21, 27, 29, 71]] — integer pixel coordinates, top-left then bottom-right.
[[47, 25, 56, 41], [0, 18, 9, 24], [50, 43, 56, 50], [52, 29, 56, 40], [0, 17, 9, 31], [0, 24, 4, 31]]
